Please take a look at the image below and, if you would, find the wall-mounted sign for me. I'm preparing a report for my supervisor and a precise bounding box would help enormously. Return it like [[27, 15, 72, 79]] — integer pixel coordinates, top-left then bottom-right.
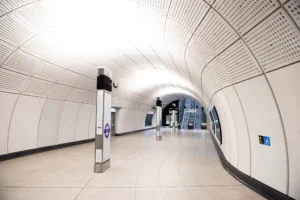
[[258, 135, 271, 146], [264, 136, 271, 146]]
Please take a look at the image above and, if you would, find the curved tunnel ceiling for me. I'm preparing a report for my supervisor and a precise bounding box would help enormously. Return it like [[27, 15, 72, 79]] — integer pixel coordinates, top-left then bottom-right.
[[0, 0, 299, 109]]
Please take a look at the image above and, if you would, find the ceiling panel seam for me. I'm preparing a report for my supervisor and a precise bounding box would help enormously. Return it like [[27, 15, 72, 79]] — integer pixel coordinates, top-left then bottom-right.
[[116, 79, 157, 101], [133, 44, 181, 100], [1, 27, 97, 99], [0, 25, 55, 69], [163, 33, 194, 94], [199, 38, 240, 79], [264, 60, 300, 75], [162, 0, 183, 79], [0, 0, 42, 18], [183, 1, 214, 66], [241, 7, 282, 37], [1, 0, 182, 111], [19, 49, 97, 81], [149, 45, 179, 99], [112, 82, 156, 103], [138, 0, 213, 31], [114, 78, 157, 101], [105, 55, 130, 70], [183, 2, 214, 103], [123, 53, 144, 70], [140, 0, 193, 100], [48, 58, 82, 102], [281, 0, 300, 31], [116, 67, 173, 102]]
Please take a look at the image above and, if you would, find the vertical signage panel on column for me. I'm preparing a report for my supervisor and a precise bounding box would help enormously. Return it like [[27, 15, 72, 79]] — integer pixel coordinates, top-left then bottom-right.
[[97, 91, 104, 136], [103, 92, 111, 162], [95, 90, 104, 164], [95, 67, 112, 173]]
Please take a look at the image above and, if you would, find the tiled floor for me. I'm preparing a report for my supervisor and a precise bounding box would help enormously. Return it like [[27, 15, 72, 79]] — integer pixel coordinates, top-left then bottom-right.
[[0, 128, 264, 200]]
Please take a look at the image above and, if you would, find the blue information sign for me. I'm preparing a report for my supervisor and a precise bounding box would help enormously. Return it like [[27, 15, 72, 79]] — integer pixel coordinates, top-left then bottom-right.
[[263, 136, 271, 146]]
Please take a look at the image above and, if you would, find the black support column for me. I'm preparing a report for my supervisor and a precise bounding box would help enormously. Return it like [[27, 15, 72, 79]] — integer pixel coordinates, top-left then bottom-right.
[[156, 97, 162, 141]]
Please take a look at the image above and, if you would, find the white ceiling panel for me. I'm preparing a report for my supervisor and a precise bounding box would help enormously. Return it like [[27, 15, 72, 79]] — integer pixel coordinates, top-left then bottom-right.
[[68, 88, 88, 103], [0, 68, 28, 93], [0, 0, 298, 113], [33, 62, 64, 82], [168, 0, 209, 32], [0, 11, 38, 46], [0, 40, 14, 64], [21, 37, 49, 59], [22, 77, 53, 97], [68, 59, 95, 75], [149, 43, 177, 71], [165, 18, 192, 49], [17, 2, 47, 30], [17, 1, 58, 31], [213, 0, 280, 35], [285, 0, 300, 28], [205, 0, 215, 5], [1, 0, 36, 11], [106, 52, 141, 71], [133, 43, 167, 70], [48, 84, 72, 100], [244, 9, 300, 72], [85, 55, 126, 78], [57, 70, 81, 87], [195, 9, 239, 56], [202, 59, 230, 94], [187, 36, 214, 70], [45, 48, 78, 69], [137, 5, 166, 31], [139, 0, 171, 13], [217, 40, 262, 84], [3, 50, 43, 75], [75, 76, 96, 92], [0, 2, 9, 16], [119, 45, 154, 69]]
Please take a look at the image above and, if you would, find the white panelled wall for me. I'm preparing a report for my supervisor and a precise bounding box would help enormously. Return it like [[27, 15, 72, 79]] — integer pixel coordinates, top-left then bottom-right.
[[208, 69, 300, 198], [0, 92, 155, 154], [115, 108, 156, 135]]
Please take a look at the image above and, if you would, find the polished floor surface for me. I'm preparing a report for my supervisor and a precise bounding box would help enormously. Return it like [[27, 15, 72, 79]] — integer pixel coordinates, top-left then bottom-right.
[[0, 128, 264, 200]]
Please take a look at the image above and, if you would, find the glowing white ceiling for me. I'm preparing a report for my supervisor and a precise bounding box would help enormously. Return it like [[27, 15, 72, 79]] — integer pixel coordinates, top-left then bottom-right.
[[0, 0, 299, 109]]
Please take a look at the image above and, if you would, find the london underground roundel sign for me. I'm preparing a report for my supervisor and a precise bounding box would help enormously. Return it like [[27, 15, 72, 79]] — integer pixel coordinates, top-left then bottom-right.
[[104, 123, 110, 138]]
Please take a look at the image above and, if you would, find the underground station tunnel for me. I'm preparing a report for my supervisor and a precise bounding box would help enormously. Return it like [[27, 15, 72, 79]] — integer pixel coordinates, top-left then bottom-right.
[[0, 0, 299, 199]]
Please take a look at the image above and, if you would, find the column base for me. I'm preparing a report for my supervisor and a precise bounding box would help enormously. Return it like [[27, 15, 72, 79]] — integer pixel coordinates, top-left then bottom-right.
[[94, 159, 110, 173], [156, 136, 162, 141]]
